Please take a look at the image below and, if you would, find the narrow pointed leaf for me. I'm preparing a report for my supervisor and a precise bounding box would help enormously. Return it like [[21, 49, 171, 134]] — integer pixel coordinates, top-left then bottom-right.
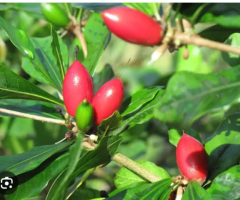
[[5, 152, 70, 200], [0, 140, 73, 175], [182, 181, 208, 200], [0, 65, 64, 106], [51, 26, 69, 81]]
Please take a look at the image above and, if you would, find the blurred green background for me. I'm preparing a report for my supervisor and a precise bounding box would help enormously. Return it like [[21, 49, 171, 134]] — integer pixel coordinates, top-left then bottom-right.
[[0, 3, 230, 199]]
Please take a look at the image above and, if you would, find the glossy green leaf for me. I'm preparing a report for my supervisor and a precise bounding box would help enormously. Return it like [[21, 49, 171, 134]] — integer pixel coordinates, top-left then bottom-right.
[[71, 3, 122, 12], [46, 136, 122, 200], [208, 165, 240, 200], [51, 26, 69, 81], [121, 86, 163, 117], [93, 64, 115, 94], [199, 25, 240, 43], [47, 135, 84, 200], [123, 178, 173, 200], [98, 111, 123, 135], [112, 90, 164, 135], [114, 161, 170, 189], [154, 66, 240, 128], [83, 13, 110, 76], [0, 140, 73, 175], [175, 3, 240, 28], [0, 99, 62, 119], [222, 33, 240, 67], [123, 3, 155, 16], [5, 152, 69, 200], [0, 16, 62, 90], [0, 65, 64, 106], [182, 181, 208, 200], [205, 114, 240, 180]]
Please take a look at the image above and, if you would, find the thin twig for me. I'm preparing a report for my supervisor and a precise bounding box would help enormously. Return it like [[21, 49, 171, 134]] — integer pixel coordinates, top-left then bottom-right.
[[0, 108, 65, 125], [174, 32, 240, 55]]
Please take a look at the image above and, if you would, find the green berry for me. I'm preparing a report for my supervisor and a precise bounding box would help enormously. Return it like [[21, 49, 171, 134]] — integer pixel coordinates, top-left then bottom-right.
[[75, 99, 93, 133], [41, 3, 70, 27]]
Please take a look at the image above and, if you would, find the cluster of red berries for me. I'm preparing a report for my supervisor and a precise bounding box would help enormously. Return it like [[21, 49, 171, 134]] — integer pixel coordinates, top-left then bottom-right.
[[63, 60, 124, 132]]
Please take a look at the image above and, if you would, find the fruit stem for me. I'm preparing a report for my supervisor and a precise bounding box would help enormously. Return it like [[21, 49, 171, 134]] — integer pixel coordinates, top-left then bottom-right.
[[81, 141, 161, 183], [174, 32, 240, 55], [0, 108, 65, 125], [75, 45, 79, 60]]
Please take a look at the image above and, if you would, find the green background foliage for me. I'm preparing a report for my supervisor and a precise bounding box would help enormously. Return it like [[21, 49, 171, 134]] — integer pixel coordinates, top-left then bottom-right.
[[0, 2, 239, 200]]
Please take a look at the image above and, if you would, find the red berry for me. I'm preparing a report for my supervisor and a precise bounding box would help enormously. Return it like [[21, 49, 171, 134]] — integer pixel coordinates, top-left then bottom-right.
[[92, 78, 124, 125], [176, 134, 208, 183], [168, 193, 175, 200], [102, 7, 163, 46], [63, 60, 93, 117]]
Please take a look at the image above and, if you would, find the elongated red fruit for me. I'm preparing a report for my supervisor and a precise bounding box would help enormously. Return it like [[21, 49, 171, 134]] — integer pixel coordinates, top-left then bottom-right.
[[176, 134, 208, 184], [92, 78, 124, 125], [102, 7, 162, 46], [63, 61, 93, 117]]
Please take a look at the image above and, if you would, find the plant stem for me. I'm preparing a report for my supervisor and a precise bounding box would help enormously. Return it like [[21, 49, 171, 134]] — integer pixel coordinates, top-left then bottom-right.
[[112, 153, 161, 183], [0, 108, 65, 125], [174, 32, 240, 55], [64, 3, 72, 19]]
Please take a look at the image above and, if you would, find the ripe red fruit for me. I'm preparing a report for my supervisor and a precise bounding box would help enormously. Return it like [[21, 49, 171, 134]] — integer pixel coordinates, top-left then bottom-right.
[[176, 134, 208, 184], [101, 7, 163, 46], [92, 78, 124, 125], [63, 61, 93, 117]]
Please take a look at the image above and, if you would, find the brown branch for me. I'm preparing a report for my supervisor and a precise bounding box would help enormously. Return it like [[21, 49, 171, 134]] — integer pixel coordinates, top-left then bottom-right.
[[174, 32, 240, 55], [69, 17, 88, 58], [0, 108, 65, 125]]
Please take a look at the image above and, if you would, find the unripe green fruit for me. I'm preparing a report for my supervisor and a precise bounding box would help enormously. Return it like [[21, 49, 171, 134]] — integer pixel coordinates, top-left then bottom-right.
[[75, 99, 93, 133], [41, 3, 70, 27]]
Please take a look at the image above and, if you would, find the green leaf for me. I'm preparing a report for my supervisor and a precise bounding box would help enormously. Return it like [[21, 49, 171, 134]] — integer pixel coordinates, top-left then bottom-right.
[[14, 3, 43, 16], [51, 26, 69, 81], [182, 181, 208, 200], [5, 152, 70, 200], [123, 3, 155, 16], [0, 99, 62, 119], [205, 114, 240, 180], [222, 33, 240, 67], [207, 165, 240, 200], [47, 135, 84, 200], [168, 128, 202, 147], [93, 64, 115, 94], [0, 140, 73, 175], [69, 188, 101, 200], [175, 3, 240, 28], [114, 161, 170, 189], [83, 13, 110, 76], [71, 3, 122, 12], [0, 16, 65, 91], [121, 86, 163, 117], [123, 178, 173, 200], [0, 65, 64, 106], [112, 90, 164, 135], [154, 66, 240, 128], [46, 136, 122, 200], [98, 111, 123, 135], [199, 25, 240, 43]]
